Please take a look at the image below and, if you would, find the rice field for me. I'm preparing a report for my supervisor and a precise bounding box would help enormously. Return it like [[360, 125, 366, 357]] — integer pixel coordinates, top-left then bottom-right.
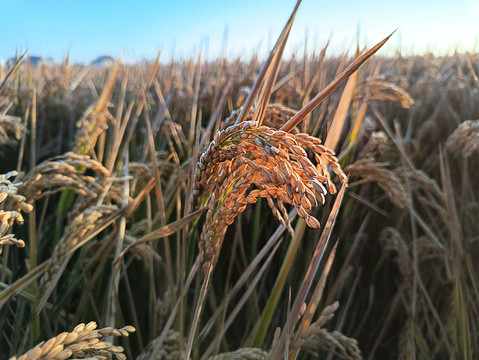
[[1, 8, 479, 360]]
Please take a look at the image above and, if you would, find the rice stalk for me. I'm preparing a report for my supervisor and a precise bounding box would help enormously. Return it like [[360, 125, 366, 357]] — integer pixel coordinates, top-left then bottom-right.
[[268, 181, 347, 360], [249, 219, 306, 348], [291, 241, 339, 359], [199, 210, 295, 359], [105, 150, 129, 332]]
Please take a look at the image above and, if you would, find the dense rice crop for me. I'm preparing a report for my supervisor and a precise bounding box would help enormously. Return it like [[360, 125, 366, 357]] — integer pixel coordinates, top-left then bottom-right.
[[1, 5, 479, 360]]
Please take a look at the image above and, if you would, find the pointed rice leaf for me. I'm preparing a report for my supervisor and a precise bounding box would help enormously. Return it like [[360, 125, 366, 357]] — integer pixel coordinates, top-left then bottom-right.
[[281, 31, 395, 132], [235, 0, 302, 125]]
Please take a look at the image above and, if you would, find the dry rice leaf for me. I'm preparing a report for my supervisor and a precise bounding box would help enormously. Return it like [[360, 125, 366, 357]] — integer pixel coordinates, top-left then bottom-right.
[[324, 63, 358, 151]]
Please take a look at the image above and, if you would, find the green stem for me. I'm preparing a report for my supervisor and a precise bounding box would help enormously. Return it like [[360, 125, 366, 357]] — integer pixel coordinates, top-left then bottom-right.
[[249, 198, 263, 261], [250, 219, 306, 347]]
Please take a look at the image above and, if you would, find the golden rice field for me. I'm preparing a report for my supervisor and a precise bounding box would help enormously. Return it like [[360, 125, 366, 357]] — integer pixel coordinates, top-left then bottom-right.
[[1, 12, 479, 360]]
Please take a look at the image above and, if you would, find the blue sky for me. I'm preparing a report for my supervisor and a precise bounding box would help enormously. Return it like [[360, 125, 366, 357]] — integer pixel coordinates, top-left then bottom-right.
[[1, 0, 478, 64]]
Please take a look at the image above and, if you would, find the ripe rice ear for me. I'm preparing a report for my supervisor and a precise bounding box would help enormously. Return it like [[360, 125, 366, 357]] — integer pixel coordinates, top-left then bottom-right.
[[0, 171, 33, 254], [292, 301, 356, 356], [356, 79, 414, 108], [35, 205, 118, 316], [446, 120, 479, 158], [194, 121, 345, 274], [208, 348, 268, 359], [136, 330, 186, 360], [0, 114, 25, 145], [18, 153, 111, 203], [9, 322, 135, 360], [346, 158, 410, 209], [294, 328, 362, 359]]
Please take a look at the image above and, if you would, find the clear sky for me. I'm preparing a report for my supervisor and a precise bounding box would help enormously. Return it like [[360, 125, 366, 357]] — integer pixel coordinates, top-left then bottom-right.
[[1, 0, 478, 64]]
